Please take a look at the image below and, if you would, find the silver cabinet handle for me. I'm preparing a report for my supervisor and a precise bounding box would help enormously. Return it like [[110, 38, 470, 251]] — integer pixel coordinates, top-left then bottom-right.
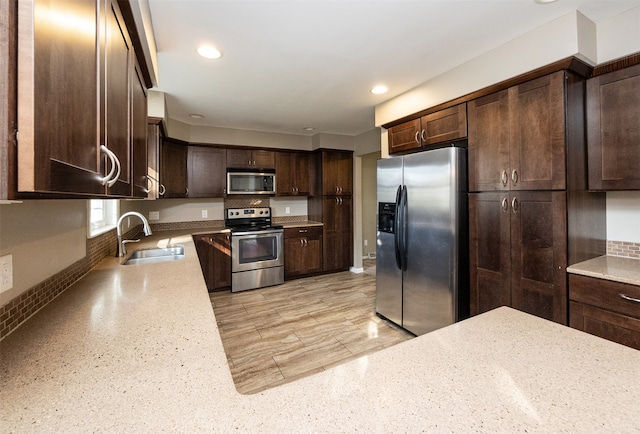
[[304, 239, 308, 247], [501, 197, 509, 213], [501, 170, 508, 186], [299, 229, 308, 233], [511, 196, 518, 214], [414, 131, 420, 144], [421, 129, 427, 143], [100, 145, 118, 186], [144, 175, 153, 194], [300, 239, 304, 246], [620, 294, 640, 304], [159, 184, 166, 196], [185, 187, 189, 196], [511, 169, 518, 186]]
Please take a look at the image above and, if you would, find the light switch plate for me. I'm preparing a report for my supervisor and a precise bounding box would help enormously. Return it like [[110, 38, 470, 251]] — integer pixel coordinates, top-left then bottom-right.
[[285, 207, 291, 215], [149, 211, 160, 221], [0, 254, 13, 293], [201, 209, 208, 218]]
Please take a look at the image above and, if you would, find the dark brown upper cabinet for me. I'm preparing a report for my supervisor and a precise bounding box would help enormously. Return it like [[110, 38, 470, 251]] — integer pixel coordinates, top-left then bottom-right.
[[468, 72, 566, 192], [388, 104, 467, 155], [187, 146, 226, 197], [131, 65, 148, 199], [226, 149, 275, 170], [16, 0, 146, 197], [320, 150, 353, 195], [276, 151, 310, 196], [160, 140, 188, 198], [587, 63, 640, 191]]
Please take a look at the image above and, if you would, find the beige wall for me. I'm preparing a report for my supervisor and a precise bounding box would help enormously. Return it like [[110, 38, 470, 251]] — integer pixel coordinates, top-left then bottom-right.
[[0, 200, 87, 304], [361, 152, 380, 258]]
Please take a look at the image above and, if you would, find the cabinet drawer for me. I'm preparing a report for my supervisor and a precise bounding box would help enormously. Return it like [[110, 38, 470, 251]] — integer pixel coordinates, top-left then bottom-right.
[[570, 301, 640, 350], [284, 226, 322, 239], [569, 274, 640, 320]]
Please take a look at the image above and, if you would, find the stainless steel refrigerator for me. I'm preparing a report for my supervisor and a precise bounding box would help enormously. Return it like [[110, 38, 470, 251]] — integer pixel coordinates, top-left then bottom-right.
[[376, 146, 469, 336]]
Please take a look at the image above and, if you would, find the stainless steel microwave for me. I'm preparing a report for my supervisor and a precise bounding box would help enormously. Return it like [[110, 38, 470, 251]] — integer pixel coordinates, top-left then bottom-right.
[[226, 170, 276, 195]]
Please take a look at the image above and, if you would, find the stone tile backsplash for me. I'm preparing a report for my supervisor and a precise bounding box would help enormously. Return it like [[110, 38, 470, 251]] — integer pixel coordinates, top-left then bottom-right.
[[607, 240, 640, 259]]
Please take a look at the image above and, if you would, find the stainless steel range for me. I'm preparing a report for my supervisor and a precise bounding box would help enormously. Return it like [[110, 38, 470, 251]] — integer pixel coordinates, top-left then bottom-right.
[[225, 207, 284, 292]]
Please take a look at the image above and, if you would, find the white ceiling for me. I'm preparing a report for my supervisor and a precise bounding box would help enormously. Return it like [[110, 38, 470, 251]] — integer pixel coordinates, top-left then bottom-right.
[[147, 0, 639, 137]]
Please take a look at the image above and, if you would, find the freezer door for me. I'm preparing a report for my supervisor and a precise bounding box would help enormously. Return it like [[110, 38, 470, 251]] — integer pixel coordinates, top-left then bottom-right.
[[402, 148, 467, 336], [376, 157, 403, 326]]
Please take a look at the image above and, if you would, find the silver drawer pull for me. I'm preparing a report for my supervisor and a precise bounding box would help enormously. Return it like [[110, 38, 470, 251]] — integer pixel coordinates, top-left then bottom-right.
[[619, 293, 640, 304]]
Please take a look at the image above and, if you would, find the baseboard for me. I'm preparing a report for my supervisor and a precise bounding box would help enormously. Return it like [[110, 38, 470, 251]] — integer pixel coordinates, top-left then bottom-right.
[[350, 267, 364, 274]]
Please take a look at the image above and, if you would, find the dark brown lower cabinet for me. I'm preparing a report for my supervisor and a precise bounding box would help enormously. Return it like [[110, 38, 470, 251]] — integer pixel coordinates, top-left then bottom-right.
[[569, 274, 640, 350], [470, 191, 568, 324], [284, 226, 322, 279], [194, 233, 231, 291]]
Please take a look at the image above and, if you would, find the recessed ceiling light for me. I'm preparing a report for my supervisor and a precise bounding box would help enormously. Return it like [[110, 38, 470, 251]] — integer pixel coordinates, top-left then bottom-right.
[[189, 113, 204, 119], [303, 127, 315, 131], [370, 85, 388, 95], [197, 45, 222, 59], [534, 0, 558, 4]]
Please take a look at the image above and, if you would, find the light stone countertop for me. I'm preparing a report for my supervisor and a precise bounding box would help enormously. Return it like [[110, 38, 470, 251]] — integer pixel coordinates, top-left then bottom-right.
[[567, 255, 640, 286], [1, 230, 639, 432], [280, 220, 323, 228]]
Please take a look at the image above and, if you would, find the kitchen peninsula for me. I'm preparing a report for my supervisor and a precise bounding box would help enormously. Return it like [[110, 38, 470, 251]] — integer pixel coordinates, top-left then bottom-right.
[[1, 232, 638, 432]]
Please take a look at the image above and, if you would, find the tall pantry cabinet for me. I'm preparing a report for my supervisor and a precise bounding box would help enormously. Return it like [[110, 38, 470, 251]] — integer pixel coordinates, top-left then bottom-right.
[[468, 70, 606, 325], [308, 149, 354, 273]]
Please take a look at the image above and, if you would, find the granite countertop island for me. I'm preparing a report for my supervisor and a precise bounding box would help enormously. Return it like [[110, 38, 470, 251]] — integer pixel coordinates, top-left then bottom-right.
[[1, 231, 639, 432]]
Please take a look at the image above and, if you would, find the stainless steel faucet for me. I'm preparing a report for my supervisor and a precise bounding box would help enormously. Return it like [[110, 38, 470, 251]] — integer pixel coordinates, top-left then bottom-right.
[[116, 212, 153, 257]]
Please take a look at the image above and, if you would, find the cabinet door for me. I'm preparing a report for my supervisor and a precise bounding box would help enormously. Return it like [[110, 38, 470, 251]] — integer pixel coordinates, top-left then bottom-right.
[[587, 63, 640, 190], [276, 152, 310, 196], [323, 196, 352, 232], [304, 233, 323, 274], [468, 90, 510, 192], [421, 103, 467, 146], [226, 149, 252, 168], [284, 237, 307, 278], [322, 151, 353, 195], [322, 196, 352, 271], [194, 234, 231, 291], [510, 191, 567, 324], [469, 192, 511, 315], [187, 147, 226, 197], [17, 0, 104, 194], [251, 150, 275, 169], [509, 72, 566, 191], [146, 121, 161, 199], [160, 141, 187, 197], [212, 233, 231, 290], [570, 301, 640, 350], [131, 65, 147, 199], [102, 0, 132, 196], [388, 119, 421, 154], [226, 149, 275, 169]]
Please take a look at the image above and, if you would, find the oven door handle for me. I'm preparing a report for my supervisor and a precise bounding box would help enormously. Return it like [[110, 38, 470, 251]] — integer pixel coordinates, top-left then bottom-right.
[[231, 229, 284, 237]]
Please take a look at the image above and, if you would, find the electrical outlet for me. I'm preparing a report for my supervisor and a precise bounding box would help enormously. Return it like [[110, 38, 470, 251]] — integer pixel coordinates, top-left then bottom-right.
[[201, 209, 208, 219], [285, 207, 291, 215], [149, 211, 160, 221], [0, 254, 13, 293], [364, 239, 368, 246]]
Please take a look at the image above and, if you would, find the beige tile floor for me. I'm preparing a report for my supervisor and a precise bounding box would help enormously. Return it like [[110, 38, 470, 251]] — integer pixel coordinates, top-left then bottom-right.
[[209, 259, 414, 394]]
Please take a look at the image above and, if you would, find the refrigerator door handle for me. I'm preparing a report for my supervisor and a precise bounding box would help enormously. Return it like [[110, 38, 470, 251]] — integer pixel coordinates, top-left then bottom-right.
[[400, 185, 408, 271], [394, 185, 402, 270]]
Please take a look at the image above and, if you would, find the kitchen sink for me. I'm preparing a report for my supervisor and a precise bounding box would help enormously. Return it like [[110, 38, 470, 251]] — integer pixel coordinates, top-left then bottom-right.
[[122, 245, 185, 265]]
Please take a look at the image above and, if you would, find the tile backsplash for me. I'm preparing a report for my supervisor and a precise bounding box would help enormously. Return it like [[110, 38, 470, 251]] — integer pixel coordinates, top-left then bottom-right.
[[607, 240, 640, 259]]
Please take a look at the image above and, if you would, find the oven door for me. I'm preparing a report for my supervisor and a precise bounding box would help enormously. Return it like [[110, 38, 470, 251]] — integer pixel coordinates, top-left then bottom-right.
[[231, 229, 284, 272]]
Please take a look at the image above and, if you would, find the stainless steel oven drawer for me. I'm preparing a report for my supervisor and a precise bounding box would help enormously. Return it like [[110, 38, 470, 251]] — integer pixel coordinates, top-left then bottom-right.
[[232, 266, 284, 292]]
